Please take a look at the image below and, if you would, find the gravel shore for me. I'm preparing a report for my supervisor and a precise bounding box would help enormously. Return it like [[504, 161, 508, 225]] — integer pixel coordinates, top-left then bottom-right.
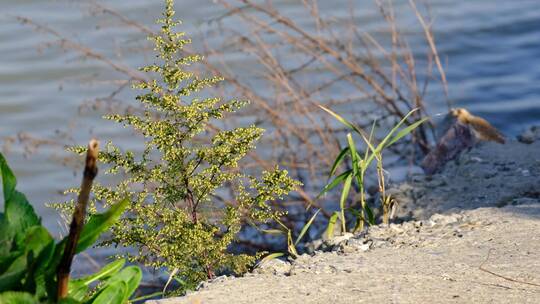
[[149, 140, 540, 304]]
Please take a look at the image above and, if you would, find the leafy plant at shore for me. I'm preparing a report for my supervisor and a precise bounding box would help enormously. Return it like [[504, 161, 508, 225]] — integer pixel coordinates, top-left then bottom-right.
[[319, 107, 427, 233], [56, 0, 299, 294], [0, 151, 141, 303]]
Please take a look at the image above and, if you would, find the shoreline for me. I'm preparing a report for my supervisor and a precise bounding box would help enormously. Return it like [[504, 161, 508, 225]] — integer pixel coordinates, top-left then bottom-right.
[[149, 139, 540, 303]]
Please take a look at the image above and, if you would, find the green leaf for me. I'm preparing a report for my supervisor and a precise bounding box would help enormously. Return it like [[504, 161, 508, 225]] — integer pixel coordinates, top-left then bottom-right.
[[294, 209, 320, 246], [324, 212, 340, 239], [27, 241, 55, 299], [361, 110, 426, 168], [103, 266, 142, 300], [339, 175, 353, 213], [24, 226, 53, 256], [360, 120, 377, 173], [88, 280, 127, 304], [328, 147, 349, 178], [286, 230, 298, 258], [0, 254, 26, 292], [0, 152, 17, 203], [22, 226, 55, 296], [372, 108, 421, 155], [364, 204, 375, 225], [74, 197, 129, 253], [385, 117, 429, 148], [257, 252, 284, 267], [0, 152, 39, 251], [0, 251, 22, 277], [130, 291, 163, 303], [0, 291, 39, 304], [319, 105, 368, 138], [339, 174, 353, 232], [58, 297, 83, 304], [318, 169, 352, 198], [5, 191, 40, 245], [68, 259, 125, 301], [0, 214, 12, 258], [346, 133, 358, 177]]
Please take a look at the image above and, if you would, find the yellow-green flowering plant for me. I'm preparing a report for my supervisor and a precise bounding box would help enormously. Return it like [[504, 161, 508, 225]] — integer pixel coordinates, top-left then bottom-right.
[[54, 0, 299, 294]]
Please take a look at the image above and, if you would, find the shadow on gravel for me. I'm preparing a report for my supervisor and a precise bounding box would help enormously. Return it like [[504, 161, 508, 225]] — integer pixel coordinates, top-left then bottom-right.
[[390, 140, 540, 221]]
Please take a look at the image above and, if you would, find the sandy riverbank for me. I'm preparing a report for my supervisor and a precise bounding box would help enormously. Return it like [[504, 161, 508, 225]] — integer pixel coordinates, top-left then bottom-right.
[[149, 140, 540, 304]]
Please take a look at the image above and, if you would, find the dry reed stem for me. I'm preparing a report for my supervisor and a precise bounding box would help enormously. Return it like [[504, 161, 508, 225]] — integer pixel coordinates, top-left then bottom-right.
[[57, 139, 99, 299]]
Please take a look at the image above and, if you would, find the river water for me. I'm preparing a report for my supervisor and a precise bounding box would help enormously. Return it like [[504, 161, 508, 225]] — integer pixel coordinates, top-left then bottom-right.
[[1, 0, 539, 236]]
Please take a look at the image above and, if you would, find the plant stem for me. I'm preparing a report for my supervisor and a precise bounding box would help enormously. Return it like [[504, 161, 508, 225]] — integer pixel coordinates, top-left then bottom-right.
[[57, 139, 99, 300]]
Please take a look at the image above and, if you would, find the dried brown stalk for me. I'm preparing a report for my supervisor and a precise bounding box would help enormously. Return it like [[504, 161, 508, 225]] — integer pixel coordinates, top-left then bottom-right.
[[57, 139, 99, 299]]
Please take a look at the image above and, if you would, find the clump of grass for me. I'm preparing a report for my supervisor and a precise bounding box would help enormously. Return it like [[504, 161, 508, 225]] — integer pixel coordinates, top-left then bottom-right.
[[319, 106, 427, 234]]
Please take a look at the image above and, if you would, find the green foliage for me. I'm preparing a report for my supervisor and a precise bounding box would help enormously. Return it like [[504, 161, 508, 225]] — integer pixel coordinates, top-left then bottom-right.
[[319, 106, 428, 233], [0, 152, 141, 303], [56, 0, 299, 293]]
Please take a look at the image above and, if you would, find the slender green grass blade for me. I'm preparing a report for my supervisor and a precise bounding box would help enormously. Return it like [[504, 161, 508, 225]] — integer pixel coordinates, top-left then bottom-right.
[[385, 117, 429, 148], [324, 211, 340, 239], [318, 169, 352, 198], [131, 291, 163, 303], [257, 252, 285, 267], [374, 108, 420, 154], [319, 105, 368, 138], [328, 147, 350, 178], [294, 209, 320, 246], [339, 174, 353, 232], [365, 204, 375, 225], [346, 133, 358, 177]]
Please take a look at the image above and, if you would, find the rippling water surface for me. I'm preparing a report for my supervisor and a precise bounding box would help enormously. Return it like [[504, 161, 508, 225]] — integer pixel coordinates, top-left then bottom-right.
[[1, 0, 539, 234]]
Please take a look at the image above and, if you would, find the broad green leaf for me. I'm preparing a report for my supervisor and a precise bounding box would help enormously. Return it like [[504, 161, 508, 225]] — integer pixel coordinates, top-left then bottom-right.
[[0, 214, 12, 258], [69, 259, 125, 300], [0, 254, 26, 292], [0, 251, 22, 277], [89, 280, 127, 304], [103, 266, 142, 300], [294, 209, 320, 246], [0, 291, 39, 304], [24, 226, 53, 256], [27, 241, 55, 300], [22, 226, 55, 296], [58, 297, 82, 304], [75, 197, 129, 253], [0, 152, 17, 203], [324, 212, 340, 239], [5, 191, 40, 244], [328, 147, 350, 178], [318, 169, 352, 198]]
